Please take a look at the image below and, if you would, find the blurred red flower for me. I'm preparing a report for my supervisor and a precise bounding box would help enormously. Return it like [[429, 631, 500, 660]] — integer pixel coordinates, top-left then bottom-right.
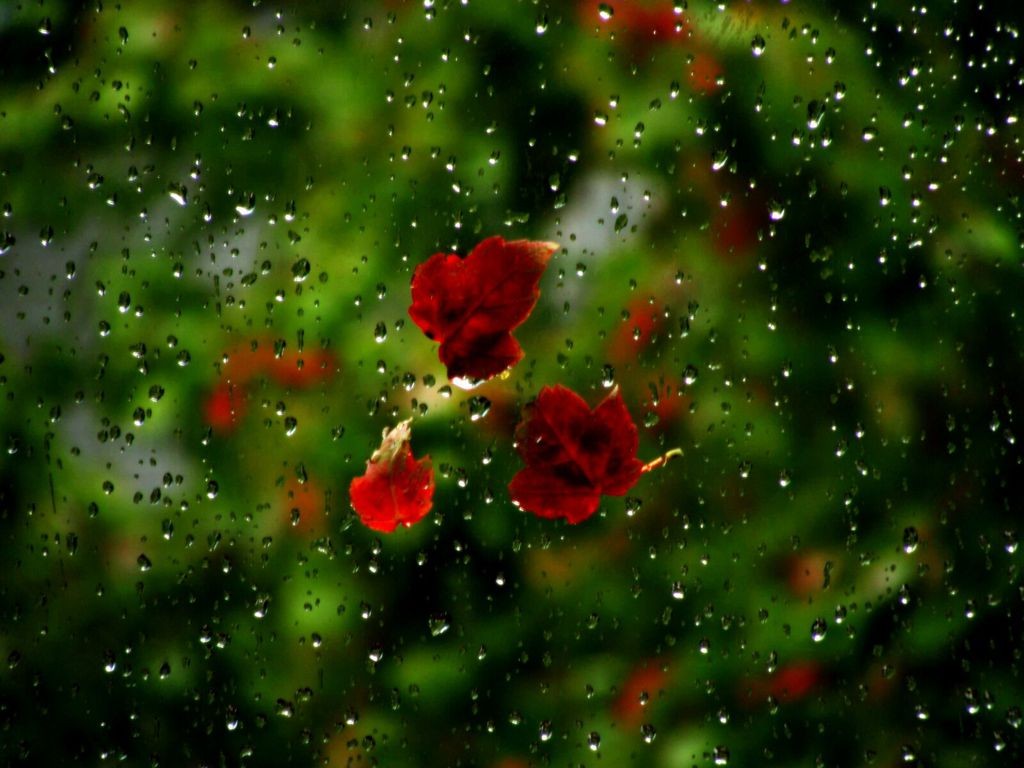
[[202, 340, 337, 433], [204, 382, 246, 434], [609, 300, 665, 364], [613, 661, 669, 725], [579, 1, 691, 42], [282, 475, 327, 535], [784, 551, 833, 598], [742, 660, 823, 705], [688, 51, 723, 94], [711, 198, 760, 259]]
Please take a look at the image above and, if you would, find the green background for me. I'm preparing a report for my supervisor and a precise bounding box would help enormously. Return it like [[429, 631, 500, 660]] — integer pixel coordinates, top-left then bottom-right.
[[1, 1, 1022, 765]]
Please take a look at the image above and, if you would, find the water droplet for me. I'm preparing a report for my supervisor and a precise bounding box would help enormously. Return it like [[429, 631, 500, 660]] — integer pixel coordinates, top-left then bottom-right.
[[902, 526, 919, 554], [452, 375, 483, 391], [897, 584, 911, 606], [641, 723, 657, 743], [235, 194, 256, 216], [751, 34, 766, 56], [374, 321, 387, 342], [806, 100, 825, 130], [587, 731, 601, 751], [768, 201, 785, 221], [292, 257, 311, 282], [1004, 530, 1018, 554], [683, 365, 698, 386], [539, 720, 553, 741], [601, 364, 615, 388], [137, 553, 152, 572], [168, 184, 187, 206], [468, 396, 491, 421], [428, 613, 450, 637], [964, 687, 980, 714], [810, 618, 827, 642], [598, 3, 614, 21]]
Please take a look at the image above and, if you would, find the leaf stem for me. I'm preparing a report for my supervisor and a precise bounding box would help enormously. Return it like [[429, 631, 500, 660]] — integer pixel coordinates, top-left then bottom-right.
[[641, 447, 683, 474]]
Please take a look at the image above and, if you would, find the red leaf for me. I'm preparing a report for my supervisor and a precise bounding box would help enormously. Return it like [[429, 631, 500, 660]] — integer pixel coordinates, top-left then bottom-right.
[[508, 385, 643, 524], [408, 236, 558, 385], [349, 420, 434, 533]]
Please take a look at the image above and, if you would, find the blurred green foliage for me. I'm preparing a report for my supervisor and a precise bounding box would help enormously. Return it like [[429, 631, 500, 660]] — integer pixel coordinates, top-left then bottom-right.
[[1, 1, 1023, 766]]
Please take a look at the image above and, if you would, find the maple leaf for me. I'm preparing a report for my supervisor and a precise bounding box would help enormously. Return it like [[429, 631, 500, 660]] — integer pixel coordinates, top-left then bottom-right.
[[508, 385, 645, 524], [349, 420, 434, 533], [408, 236, 558, 386]]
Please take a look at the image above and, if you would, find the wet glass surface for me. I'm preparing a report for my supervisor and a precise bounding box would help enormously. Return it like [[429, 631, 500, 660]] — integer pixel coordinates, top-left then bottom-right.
[[1, 2, 1022, 765]]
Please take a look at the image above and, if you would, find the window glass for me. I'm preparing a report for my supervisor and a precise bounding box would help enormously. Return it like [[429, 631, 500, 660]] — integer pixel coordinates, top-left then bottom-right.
[[1, 2, 1021, 766]]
